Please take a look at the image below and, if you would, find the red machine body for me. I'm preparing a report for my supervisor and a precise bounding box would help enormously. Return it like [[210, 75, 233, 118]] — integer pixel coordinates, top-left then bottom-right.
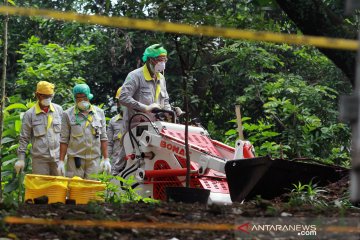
[[119, 121, 254, 204]]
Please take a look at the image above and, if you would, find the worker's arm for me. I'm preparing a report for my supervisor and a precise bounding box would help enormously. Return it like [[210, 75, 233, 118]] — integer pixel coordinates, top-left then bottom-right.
[[119, 73, 148, 112], [58, 111, 71, 176], [100, 109, 110, 173], [57, 143, 67, 176], [99, 109, 108, 159], [107, 120, 114, 157], [100, 139, 111, 174], [59, 111, 70, 161], [101, 140, 108, 159], [17, 112, 32, 161], [59, 143, 68, 162], [161, 78, 171, 111], [15, 111, 32, 173]]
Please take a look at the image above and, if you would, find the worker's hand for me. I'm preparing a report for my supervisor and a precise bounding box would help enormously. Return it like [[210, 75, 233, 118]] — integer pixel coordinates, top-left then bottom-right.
[[145, 103, 161, 113], [14, 160, 25, 174], [57, 161, 66, 176], [174, 107, 185, 117], [100, 158, 112, 174], [164, 112, 173, 122]]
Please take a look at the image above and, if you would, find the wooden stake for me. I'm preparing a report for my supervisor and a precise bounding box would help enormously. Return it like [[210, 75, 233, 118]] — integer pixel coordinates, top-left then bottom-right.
[[235, 105, 244, 140]]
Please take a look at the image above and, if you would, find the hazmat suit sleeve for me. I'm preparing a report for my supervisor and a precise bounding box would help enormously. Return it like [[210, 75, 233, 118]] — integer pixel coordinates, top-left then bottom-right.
[[107, 120, 114, 157], [119, 74, 148, 112], [99, 109, 108, 141], [60, 111, 70, 144], [161, 77, 171, 111], [58, 105, 64, 118], [17, 111, 32, 161]]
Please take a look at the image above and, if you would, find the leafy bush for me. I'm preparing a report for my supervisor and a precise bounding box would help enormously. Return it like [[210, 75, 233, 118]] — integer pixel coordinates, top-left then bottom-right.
[[1, 96, 33, 199], [212, 42, 351, 164], [16, 36, 95, 106], [96, 173, 159, 204], [288, 180, 327, 208]]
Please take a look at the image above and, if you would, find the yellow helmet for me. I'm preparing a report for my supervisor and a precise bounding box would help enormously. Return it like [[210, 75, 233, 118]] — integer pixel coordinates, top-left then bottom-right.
[[115, 87, 122, 99], [36, 81, 55, 95]]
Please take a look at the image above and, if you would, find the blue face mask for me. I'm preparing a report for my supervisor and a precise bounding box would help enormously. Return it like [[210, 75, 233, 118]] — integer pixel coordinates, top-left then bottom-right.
[[77, 100, 90, 111]]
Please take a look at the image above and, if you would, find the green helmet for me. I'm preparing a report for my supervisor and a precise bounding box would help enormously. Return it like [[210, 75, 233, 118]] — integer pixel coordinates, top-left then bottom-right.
[[73, 83, 93, 100], [142, 44, 167, 62]]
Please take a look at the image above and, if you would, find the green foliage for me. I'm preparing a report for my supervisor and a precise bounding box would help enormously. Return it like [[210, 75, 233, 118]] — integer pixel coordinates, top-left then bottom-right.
[[287, 180, 357, 212], [86, 201, 106, 216], [96, 174, 159, 204], [0, 192, 19, 211], [333, 190, 355, 211], [0, 1, 354, 205], [7, 0, 16, 6], [288, 180, 327, 208], [1, 172, 26, 210], [211, 41, 351, 163], [1, 96, 33, 198], [16, 36, 95, 105]]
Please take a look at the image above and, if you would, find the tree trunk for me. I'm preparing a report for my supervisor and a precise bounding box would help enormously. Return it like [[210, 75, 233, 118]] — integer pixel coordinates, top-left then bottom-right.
[[275, 0, 357, 87], [0, 0, 9, 201]]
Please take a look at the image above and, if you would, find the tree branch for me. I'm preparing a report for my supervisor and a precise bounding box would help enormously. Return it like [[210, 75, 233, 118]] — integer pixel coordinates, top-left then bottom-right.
[[275, 0, 357, 87]]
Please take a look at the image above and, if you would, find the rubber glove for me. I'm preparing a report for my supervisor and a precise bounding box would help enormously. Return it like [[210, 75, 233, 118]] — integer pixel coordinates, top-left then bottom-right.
[[174, 107, 185, 117], [145, 103, 161, 113], [57, 161, 66, 176], [100, 158, 112, 174], [14, 160, 25, 174]]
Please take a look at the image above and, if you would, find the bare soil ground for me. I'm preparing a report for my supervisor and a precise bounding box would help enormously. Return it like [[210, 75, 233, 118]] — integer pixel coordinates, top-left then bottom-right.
[[1, 176, 360, 240]]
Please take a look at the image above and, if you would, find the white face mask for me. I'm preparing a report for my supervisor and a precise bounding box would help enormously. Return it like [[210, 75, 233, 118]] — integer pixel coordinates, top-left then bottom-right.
[[41, 98, 52, 106], [117, 105, 126, 114], [77, 100, 90, 111], [154, 61, 166, 73]]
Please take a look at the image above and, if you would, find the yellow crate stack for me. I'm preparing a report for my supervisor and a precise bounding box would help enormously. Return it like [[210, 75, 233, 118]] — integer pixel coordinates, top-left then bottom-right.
[[24, 174, 106, 205], [24, 174, 68, 204], [68, 177, 106, 204]]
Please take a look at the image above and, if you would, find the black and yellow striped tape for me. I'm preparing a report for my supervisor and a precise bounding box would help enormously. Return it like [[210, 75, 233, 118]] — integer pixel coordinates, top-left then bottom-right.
[[5, 216, 360, 233], [4, 216, 236, 231], [0, 5, 358, 51]]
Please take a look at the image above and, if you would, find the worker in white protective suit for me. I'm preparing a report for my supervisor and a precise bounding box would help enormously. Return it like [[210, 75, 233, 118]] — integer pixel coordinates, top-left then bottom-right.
[[16, 81, 63, 175], [119, 44, 172, 132], [59, 83, 110, 179], [117, 44, 184, 176], [107, 87, 126, 175]]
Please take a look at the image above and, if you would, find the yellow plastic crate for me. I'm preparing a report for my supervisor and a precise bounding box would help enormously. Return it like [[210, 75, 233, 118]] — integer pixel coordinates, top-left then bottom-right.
[[68, 177, 106, 204], [24, 174, 69, 204]]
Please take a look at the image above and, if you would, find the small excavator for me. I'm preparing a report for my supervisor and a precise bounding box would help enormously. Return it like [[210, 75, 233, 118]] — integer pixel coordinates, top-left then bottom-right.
[[118, 109, 347, 204]]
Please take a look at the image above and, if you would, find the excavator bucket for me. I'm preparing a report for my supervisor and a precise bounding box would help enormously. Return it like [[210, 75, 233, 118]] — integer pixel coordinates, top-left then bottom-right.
[[225, 156, 348, 202]]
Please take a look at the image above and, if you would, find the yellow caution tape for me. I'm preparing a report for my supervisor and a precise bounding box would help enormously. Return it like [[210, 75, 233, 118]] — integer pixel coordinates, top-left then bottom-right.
[[0, 6, 358, 51], [4, 216, 236, 231], [5, 216, 360, 233]]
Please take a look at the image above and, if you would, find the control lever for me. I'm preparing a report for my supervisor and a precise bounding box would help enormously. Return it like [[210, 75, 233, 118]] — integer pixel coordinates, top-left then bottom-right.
[[151, 108, 176, 123]]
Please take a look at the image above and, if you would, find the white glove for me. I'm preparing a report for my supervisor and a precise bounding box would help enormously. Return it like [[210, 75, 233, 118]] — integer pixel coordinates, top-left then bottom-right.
[[145, 103, 161, 113], [100, 158, 112, 174], [14, 160, 25, 174], [57, 161, 66, 176], [174, 107, 185, 117]]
